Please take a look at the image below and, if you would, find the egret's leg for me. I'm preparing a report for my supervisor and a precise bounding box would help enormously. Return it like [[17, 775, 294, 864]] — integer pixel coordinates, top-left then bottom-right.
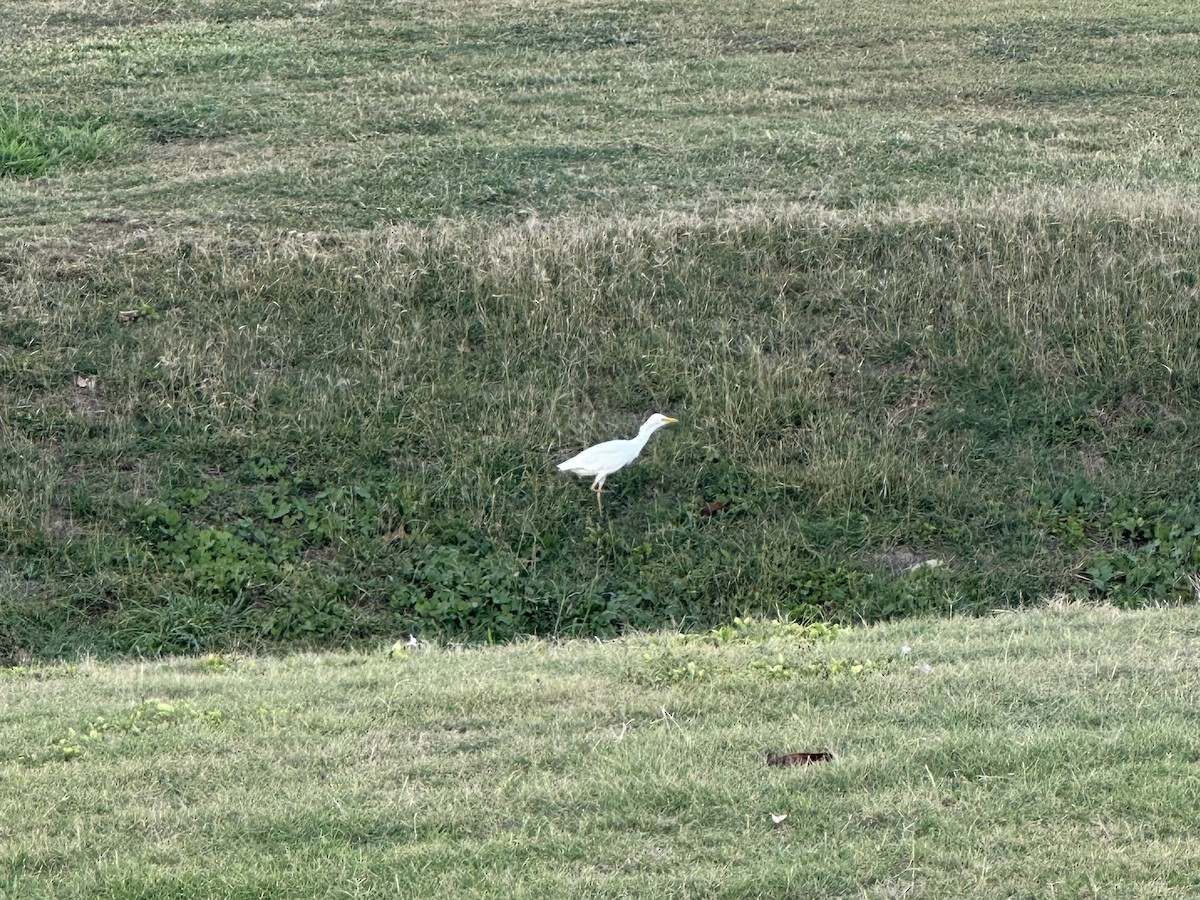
[[592, 480, 605, 514]]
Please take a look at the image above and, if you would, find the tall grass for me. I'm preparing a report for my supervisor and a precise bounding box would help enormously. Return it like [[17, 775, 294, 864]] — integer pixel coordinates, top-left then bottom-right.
[[4, 194, 1200, 654]]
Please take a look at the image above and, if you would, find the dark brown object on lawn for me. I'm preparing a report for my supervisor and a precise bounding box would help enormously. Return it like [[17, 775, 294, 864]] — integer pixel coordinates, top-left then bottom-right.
[[765, 749, 833, 767]]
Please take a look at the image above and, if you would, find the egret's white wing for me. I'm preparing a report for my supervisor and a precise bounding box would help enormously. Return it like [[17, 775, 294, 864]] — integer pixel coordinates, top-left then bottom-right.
[[557, 438, 635, 476]]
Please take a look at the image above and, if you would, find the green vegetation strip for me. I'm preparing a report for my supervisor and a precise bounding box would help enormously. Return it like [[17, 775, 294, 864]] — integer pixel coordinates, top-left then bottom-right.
[[5, 200, 1200, 655], [3, 606, 1199, 897]]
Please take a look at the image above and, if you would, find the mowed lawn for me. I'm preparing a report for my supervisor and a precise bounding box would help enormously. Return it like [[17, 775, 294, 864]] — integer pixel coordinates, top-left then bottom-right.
[[5, 603, 1200, 898], [4, 0, 1200, 232]]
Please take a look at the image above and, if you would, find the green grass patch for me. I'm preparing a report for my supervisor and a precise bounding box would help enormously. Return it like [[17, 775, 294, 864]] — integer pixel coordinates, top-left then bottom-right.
[[2, 606, 1199, 896], [0, 106, 124, 177]]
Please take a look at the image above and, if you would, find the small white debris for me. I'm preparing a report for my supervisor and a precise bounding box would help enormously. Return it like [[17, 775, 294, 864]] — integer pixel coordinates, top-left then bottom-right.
[[389, 635, 423, 658]]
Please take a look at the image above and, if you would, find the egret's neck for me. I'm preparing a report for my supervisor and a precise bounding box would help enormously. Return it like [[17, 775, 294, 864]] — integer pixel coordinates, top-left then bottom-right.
[[631, 423, 660, 451]]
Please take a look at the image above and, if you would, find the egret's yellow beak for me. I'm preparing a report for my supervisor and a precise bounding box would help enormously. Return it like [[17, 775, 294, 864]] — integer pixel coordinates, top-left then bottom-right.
[[664, 417, 679, 424]]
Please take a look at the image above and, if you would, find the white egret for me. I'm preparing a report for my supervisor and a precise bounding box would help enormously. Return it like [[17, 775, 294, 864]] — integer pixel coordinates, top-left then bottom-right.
[[557, 413, 678, 513]]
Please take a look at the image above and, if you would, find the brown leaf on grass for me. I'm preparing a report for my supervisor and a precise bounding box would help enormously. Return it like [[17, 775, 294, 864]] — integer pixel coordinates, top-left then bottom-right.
[[698, 501, 726, 517], [765, 749, 833, 767], [382, 525, 408, 545], [118, 309, 141, 323], [74, 375, 97, 390]]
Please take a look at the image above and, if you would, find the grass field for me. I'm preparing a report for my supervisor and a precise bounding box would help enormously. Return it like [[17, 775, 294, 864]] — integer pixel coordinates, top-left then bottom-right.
[[4, 0, 1200, 229], [5, 3, 1200, 895], [4, 0, 1200, 656], [4, 603, 1200, 897]]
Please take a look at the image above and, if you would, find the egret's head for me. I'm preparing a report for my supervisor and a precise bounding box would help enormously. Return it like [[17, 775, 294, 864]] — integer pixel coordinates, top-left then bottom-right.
[[642, 413, 679, 432]]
